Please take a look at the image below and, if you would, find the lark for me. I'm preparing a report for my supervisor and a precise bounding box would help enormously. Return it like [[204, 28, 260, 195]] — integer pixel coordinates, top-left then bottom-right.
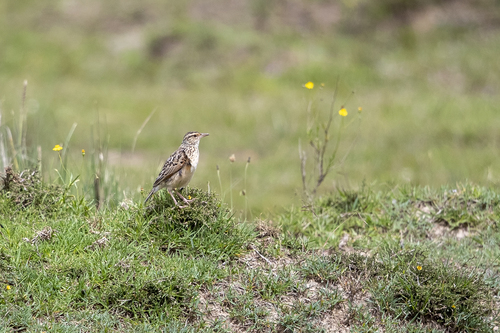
[[144, 131, 209, 207]]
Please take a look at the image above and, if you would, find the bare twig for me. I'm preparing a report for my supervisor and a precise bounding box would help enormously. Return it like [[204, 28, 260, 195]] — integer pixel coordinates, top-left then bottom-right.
[[301, 79, 359, 198], [6, 127, 18, 171], [316, 78, 339, 188], [311, 80, 341, 194], [37, 145, 42, 174], [299, 139, 307, 192], [94, 174, 100, 210]]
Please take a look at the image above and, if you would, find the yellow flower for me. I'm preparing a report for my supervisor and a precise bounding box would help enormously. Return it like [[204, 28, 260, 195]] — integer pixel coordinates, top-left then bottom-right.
[[417, 265, 422, 271], [81, 149, 85, 156], [304, 81, 314, 89], [321, 83, 325, 87], [339, 108, 348, 117], [358, 106, 363, 112], [451, 304, 456, 309], [52, 144, 63, 152], [188, 195, 192, 200], [6, 285, 11, 290]]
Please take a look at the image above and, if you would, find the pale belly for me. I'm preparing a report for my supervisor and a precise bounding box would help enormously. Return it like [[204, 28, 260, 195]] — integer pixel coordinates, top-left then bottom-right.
[[167, 165, 196, 190]]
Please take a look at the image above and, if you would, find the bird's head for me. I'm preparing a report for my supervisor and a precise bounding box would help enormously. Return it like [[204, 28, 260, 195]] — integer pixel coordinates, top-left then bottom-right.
[[182, 131, 209, 145]]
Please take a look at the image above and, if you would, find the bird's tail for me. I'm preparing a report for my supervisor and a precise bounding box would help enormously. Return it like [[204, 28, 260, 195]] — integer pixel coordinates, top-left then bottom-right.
[[144, 188, 156, 203]]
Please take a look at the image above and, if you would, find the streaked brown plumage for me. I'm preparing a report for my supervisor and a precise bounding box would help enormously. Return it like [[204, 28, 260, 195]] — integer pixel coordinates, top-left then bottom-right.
[[144, 131, 209, 207]]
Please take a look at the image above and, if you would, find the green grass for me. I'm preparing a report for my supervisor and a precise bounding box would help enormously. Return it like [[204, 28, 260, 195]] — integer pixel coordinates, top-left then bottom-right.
[[1, 169, 498, 331]]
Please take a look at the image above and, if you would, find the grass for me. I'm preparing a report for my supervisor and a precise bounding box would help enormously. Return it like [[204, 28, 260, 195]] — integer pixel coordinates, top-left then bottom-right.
[[1, 169, 499, 331]]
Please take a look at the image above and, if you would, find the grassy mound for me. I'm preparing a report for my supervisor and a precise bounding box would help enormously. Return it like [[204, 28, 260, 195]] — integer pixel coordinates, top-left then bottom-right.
[[370, 246, 494, 332], [127, 188, 252, 260], [0, 167, 64, 214]]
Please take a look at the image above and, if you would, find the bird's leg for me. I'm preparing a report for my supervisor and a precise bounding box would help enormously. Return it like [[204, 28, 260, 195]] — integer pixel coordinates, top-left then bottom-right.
[[169, 189, 189, 209], [167, 189, 180, 206], [175, 189, 195, 205]]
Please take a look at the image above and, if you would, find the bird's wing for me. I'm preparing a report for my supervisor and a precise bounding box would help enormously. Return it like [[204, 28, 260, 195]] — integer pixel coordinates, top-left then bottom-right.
[[152, 149, 189, 188]]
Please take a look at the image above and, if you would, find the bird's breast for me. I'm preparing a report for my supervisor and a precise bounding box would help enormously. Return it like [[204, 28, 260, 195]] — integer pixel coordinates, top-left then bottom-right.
[[190, 153, 199, 169]]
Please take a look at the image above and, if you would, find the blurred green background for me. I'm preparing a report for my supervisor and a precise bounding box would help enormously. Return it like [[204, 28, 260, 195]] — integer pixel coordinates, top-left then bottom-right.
[[1, 0, 500, 214]]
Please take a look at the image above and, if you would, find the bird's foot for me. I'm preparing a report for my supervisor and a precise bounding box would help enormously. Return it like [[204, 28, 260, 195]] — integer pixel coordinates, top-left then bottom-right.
[[176, 191, 196, 205]]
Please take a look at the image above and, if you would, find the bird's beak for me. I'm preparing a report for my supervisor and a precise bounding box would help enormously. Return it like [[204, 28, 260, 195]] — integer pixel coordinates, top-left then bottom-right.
[[201, 133, 209, 137]]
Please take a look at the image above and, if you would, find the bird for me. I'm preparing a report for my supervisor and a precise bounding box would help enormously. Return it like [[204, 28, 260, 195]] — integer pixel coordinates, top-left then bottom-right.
[[144, 131, 209, 207]]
